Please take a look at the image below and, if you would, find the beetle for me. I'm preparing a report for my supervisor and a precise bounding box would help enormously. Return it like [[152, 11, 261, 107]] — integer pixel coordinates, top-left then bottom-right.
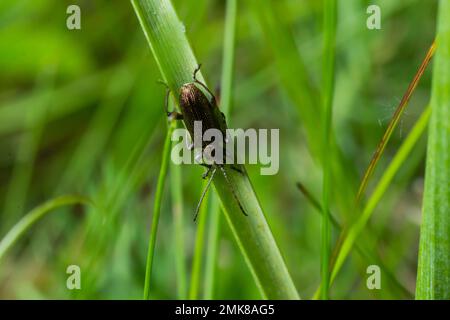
[[164, 65, 247, 220]]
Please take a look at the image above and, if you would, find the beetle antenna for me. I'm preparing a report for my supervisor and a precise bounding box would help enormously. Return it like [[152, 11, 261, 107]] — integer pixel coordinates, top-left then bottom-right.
[[218, 166, 248, 216], [194, 167, 217, 222], [192, 65, 217, 104]]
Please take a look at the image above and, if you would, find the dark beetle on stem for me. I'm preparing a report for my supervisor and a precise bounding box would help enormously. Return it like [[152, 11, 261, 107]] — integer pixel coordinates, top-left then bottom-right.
[[164, 65, 247, 221]]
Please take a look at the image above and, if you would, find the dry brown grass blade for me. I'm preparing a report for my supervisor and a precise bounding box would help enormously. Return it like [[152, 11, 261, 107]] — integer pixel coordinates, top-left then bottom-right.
[[356, 40, 436, 203]]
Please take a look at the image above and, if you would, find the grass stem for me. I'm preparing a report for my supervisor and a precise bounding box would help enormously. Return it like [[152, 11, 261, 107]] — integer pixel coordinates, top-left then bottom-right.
[[132, 0, 299, 299], [416, 0, 450, 299], [143, 121, 175, 299], [170, 123, 187, 299], [189, 188, 209, 299]]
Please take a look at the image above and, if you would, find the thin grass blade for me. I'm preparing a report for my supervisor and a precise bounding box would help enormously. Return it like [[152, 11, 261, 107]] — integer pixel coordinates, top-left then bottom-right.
[[0, 195, 92, 263], [143, 122, 176, 299]]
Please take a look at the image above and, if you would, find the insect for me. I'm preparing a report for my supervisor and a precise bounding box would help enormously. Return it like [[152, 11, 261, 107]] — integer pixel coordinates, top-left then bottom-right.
[[164, 65, 247, 221]]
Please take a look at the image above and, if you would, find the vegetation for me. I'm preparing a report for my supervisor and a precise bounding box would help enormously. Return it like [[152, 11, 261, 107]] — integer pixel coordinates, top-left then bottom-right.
[[0, 0, 447, 299]]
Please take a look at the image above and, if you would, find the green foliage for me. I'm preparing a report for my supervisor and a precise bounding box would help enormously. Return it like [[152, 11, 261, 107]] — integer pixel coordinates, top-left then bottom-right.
[[0, 0, 446, 300]]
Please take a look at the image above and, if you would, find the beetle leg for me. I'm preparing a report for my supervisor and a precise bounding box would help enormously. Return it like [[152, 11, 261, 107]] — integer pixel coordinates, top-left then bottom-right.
[[165, 89, 183, 121], [158, 80, 184, 121], [199, 163, 212, 169], [168, 111, 184, 121], [202, 165, 213, 179], [185, 131, 194, 150], [194, 167, 217, 221], [193, 64, 217, 104]]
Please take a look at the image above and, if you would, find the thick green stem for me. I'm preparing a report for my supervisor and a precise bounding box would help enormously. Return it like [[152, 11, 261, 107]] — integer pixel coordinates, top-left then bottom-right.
[[132, 0, 299, 299]]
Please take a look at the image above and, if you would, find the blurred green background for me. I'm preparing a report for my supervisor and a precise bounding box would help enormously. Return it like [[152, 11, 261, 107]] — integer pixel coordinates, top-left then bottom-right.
[[0, 0, 438, 299]]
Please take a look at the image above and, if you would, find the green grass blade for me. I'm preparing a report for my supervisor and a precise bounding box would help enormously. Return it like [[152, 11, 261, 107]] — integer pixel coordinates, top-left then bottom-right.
[[326, 106, 432, 295], [320, 0, 337, 300], [219, 0, 236, 117], [416, 0, 450, 300], [247, 0, 318, 151], [297, 182, 413, 298], [189, 188, 209, 300], [132, 0, 299, 299], [75, 126, 159, 298], [312, 39, 437, 298], [204, 193, 221, 299], [0, 195, 92, 263], [170, 134, 187, 299], [356, 41, 436, 203], [143, 122, 175, 299]]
